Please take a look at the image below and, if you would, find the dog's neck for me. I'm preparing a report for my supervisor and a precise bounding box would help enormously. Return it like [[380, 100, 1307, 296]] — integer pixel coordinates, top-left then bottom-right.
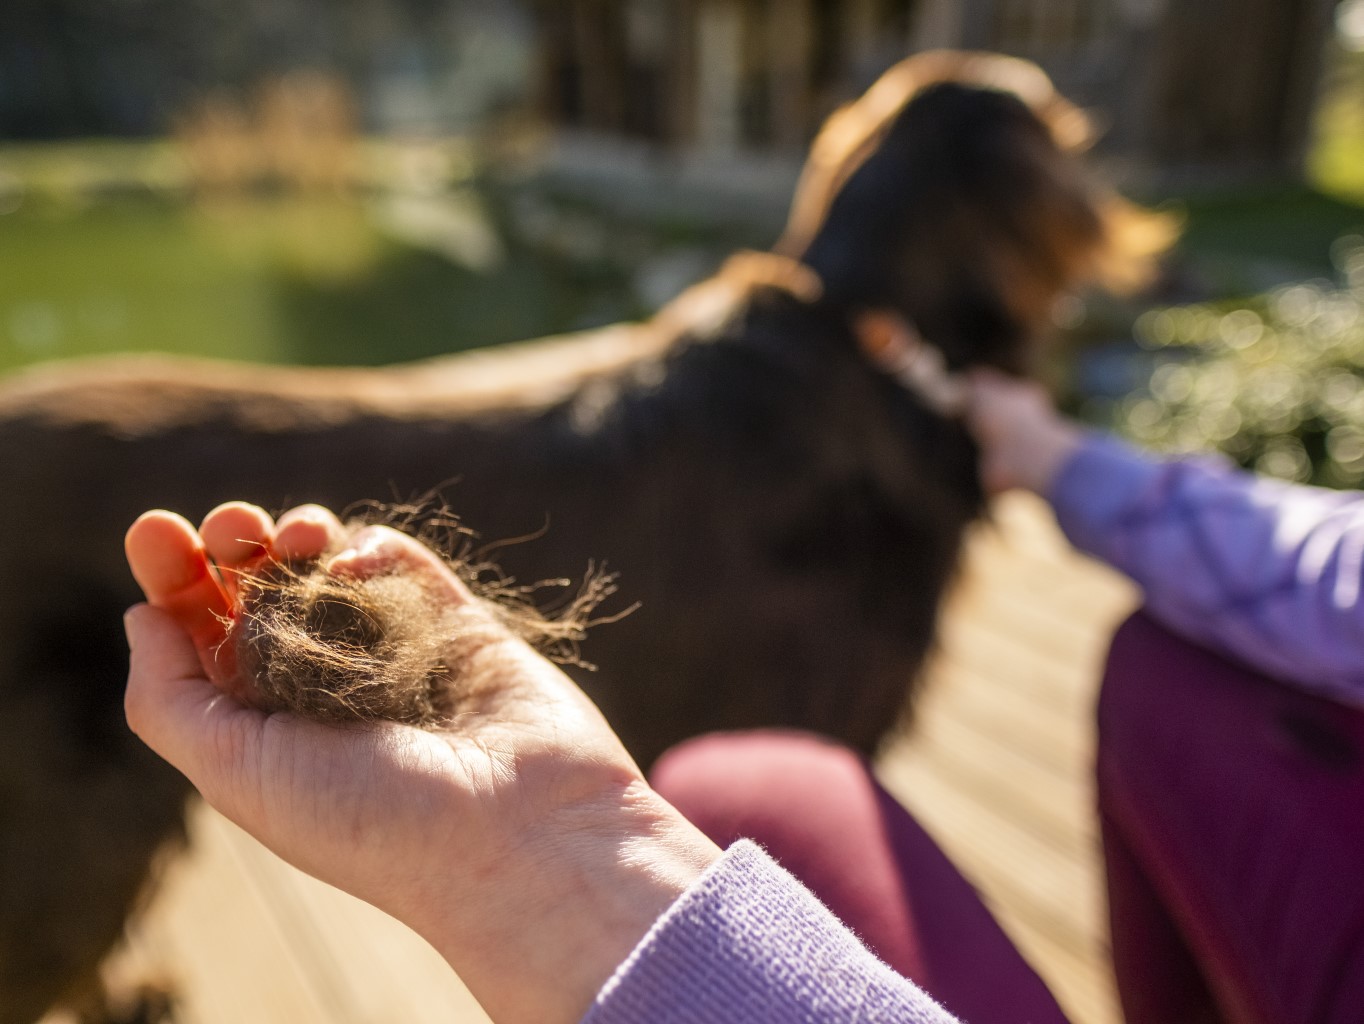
[[853, 310, 967, 417]]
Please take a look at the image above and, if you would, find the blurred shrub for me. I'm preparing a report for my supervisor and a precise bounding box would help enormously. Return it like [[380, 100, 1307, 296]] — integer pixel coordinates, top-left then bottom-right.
[[1112, 237, 1364, 488]]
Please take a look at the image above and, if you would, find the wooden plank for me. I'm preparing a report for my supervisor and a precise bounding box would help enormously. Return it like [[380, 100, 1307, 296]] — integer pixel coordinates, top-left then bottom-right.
[[925, 651, 1095, 773], [948, 552, 1136, 667], [911, 692, 1098, 855], [880, 751, 1119, 1024], [89, 805, 491, 1024], [111, 806, 341, 1024], [210, 813, 492, 1024], [981, 908, 1118, 1024], [937, 566, 1134, 716]]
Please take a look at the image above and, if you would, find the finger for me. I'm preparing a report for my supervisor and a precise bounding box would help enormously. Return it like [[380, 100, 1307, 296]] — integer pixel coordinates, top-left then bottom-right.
[[201, 501, 275, 599], [327, 525, 474, 606], [126, 510, 235, 683], [274, 504, 347, 562], [123, 602, 263, 794]]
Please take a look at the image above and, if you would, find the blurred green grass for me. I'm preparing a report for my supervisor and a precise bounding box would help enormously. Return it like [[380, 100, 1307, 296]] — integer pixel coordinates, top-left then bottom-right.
[[0, 131, 715, 374], [0, 183, 653, 373], [1170, 188, 1364, 284]]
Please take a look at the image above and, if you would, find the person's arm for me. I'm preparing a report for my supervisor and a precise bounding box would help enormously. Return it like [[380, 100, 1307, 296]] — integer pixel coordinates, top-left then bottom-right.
[[123, 506, 720, 1024], [123, 503, 963, 1024], [966, 372, 1364, 704]]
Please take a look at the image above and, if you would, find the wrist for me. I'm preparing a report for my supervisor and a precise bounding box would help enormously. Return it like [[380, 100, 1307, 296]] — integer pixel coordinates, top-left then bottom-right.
[[420, 781, 721, 1024]]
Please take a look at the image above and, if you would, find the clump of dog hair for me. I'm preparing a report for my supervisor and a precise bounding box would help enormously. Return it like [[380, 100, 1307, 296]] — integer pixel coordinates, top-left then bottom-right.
[[227, 505, 624, 726]]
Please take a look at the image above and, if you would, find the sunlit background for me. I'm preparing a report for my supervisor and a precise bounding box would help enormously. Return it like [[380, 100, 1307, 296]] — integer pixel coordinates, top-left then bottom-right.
[[5, 0, 1364, 484]]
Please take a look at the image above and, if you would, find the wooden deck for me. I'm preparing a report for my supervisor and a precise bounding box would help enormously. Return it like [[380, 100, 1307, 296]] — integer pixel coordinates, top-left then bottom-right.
[[878, 493, 1137, 1024], [58, 492, 1136, 1024]]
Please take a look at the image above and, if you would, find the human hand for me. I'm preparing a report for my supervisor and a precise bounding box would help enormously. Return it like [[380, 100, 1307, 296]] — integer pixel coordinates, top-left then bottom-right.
[[962, 370, 1083, 496], [124, 503, 721, 1024]]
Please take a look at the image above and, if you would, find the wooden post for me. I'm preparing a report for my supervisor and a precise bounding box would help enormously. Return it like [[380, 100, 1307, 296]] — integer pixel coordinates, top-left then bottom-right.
[[694, 0, 745, 155], [1279, 0, 1341, 171], [570, 0, 628, 133], [621, 0, 674, 141], [955, 0, 1001, 51], [842, 0, 881, 83], [910, 0, 967, 50], [667, 0, 700, 150], [768, 0, 813, 148], [1136, 0, 1338, 177], [531, 1, 575, 125]]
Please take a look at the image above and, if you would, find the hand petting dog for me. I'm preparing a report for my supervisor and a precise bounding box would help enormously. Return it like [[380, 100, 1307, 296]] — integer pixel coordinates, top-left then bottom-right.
[[961, 371, 1083, 497]]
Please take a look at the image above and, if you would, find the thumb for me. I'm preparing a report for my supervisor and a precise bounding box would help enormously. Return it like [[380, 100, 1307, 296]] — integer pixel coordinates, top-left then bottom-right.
[[124, 602, 264, 798]]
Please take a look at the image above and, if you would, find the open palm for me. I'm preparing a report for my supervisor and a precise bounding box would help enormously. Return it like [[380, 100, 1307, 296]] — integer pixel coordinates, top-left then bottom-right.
[[123, 502, 718, 1024]]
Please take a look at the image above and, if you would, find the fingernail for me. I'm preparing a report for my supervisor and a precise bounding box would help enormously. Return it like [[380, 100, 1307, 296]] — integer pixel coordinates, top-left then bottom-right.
[[326, 537, 372, 574], [325, 550, 353, 574], [123, 605, 143, 650]]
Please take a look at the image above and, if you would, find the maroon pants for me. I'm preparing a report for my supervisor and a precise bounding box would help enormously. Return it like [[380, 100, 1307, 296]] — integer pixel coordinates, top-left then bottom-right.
[[650, 730, 1070, 1024], [1098, 613, 1364, 1024]]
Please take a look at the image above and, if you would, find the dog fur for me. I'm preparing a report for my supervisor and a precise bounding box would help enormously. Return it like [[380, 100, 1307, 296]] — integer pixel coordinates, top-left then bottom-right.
[[0, 52, 1165, 1023]]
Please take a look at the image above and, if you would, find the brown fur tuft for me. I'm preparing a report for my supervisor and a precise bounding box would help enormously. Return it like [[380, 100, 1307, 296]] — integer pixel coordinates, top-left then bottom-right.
[[230, 514, 623, 726]]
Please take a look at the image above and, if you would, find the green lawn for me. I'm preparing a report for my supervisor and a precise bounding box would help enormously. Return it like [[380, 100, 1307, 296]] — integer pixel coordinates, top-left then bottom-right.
[[1168, 187, 1364, 284], [0, 190, 654, 374], [0, 134, 694, 375]]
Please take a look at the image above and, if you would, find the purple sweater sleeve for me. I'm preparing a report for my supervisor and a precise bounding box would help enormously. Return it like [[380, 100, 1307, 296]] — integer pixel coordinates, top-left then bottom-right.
[[1050, 434, 1364, 705], [582, 841, 961, 1024]]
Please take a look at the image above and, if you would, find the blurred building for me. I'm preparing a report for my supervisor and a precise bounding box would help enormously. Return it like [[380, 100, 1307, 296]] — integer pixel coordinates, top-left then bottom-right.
[[534, 0, 1341, 188], [0, 0, 535, 140], [0, 0, 1341, 191]]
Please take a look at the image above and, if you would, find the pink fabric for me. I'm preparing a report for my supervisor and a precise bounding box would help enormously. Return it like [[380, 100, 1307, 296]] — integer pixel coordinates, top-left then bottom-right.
[[650, 730, 1069, 1024], [1099, 613, 1364, 1024]]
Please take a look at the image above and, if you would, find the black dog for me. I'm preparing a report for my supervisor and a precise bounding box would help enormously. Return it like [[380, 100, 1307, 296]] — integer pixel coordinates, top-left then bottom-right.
[[0, 51, 1164, 1023]]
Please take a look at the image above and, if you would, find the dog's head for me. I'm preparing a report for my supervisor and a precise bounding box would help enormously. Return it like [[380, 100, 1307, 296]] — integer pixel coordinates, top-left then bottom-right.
[[778, 50, 1173, 372]]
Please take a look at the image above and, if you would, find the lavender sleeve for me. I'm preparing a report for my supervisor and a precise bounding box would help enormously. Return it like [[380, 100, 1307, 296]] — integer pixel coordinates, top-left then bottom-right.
[[582, 841, 961, 1024], [1049, 434, 1364, 705]]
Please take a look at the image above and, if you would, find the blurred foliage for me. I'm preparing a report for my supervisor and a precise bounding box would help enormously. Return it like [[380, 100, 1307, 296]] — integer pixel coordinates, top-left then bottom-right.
[[1089, 46, 1364, 491], [1109, 240, 1364, 488]]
